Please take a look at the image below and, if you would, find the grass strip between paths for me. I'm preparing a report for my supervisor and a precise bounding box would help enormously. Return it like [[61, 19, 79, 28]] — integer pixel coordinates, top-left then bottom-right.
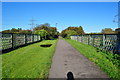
[[65, 39, 120, 79], [2, 40, 57, 78]]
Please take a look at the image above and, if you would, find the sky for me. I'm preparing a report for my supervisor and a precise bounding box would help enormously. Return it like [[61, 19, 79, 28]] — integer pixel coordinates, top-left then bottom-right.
[[1, 0, 120, 2], [2, 2, 119, 33]]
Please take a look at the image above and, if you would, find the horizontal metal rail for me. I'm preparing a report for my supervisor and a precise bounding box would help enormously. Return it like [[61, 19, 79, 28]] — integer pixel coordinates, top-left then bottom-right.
[[0, 33, 41, 52], [70, 34, 119, 54]]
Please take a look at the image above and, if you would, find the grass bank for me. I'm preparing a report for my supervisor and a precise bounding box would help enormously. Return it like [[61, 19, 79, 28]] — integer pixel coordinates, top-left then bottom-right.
[[2, 40, 57, 78], [65, 39, 120, 79]]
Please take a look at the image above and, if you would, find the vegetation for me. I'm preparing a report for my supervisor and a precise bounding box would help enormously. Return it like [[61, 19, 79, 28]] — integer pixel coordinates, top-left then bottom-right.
[[2, 23, 59, 40], [64, 30, 77, 39], [2, 28, 32, 34], [34, 29, 48, 40], [101, 28, 116, 34], [65, 39, 120, 79], [61, 26, 85, 38], [33, 23, 58, 40], [2, 40, 57, 78]]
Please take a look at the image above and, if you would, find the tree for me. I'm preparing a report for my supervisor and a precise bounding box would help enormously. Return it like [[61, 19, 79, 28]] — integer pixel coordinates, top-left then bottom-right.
[[61, 26, 85, 38], [77, 26, 85, 35], [19, 30, 32, 34], [65, 30, 77, 39], [33, 23, 58, 39], [2, 28, 32, 34], [34, 29, 48, 40], [101, 28, 115, 34]]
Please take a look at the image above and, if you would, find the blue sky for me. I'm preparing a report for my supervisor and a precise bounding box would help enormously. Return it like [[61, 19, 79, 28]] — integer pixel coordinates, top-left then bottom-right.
[[1, 0, 120, 2], [2, 2, 118, 33]]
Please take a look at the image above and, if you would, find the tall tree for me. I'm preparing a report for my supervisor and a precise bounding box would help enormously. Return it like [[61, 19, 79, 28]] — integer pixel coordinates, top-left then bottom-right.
[[34, 29, 48, 40], [101, 28, 115, 34], [33, 23, 58, 39], [61, 26, 85, 38]]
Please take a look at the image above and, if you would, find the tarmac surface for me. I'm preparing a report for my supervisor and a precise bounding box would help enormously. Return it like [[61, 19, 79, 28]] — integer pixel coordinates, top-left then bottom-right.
[[49, 39, 109, 78]]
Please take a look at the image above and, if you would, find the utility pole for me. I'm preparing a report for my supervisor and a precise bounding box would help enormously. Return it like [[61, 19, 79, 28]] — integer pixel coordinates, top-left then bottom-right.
[[29, 18, 36, 33]]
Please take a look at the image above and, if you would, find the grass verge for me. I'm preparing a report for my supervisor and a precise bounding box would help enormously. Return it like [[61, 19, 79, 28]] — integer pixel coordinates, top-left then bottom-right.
[[65, 39, 120, 79], [2, 40, 57, 78]]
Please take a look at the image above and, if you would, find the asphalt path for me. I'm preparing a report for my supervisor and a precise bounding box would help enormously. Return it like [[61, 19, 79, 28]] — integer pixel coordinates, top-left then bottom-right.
[[49, 39, 108, 78]]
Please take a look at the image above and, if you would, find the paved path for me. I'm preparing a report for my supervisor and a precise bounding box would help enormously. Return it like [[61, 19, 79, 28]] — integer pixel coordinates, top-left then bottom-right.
[[49, 39, 108, 78]]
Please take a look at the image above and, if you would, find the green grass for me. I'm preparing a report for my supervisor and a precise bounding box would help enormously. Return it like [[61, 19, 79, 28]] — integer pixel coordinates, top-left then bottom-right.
[[65, 39, 120, 79], [2, 40, 57, 78]]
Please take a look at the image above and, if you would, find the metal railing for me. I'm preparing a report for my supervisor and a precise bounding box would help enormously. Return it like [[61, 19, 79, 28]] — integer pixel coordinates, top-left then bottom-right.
[[70, 34, 119, 54], [0, 33, 41, 51]]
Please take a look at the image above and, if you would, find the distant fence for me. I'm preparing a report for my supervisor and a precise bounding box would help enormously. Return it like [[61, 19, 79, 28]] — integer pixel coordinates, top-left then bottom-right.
[[0, 33, 41, 51], [70, 34, 119, 54]]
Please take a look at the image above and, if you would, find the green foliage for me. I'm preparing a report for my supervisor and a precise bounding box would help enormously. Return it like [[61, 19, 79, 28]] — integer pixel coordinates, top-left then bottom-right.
[[65, 39, 120, 79], [101, 28, 116, 34], [2, 40, 57, 78], [65, 30, 77, 39], [34, 29, 48, 40], [34, 23, 58, 39], [67, 26, 85, 35], [61, 26, 85, 38], [2, 28, 32, 34]]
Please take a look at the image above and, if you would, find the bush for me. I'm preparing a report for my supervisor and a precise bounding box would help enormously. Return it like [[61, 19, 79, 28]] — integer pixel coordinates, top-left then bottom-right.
[[34, 29, 48, 40], [65, 30, 77, 39]]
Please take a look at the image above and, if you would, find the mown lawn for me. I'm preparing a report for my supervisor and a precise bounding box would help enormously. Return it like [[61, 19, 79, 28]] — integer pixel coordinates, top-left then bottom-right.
[[65, 39, 120, 79], [2, 40, 57, 78]]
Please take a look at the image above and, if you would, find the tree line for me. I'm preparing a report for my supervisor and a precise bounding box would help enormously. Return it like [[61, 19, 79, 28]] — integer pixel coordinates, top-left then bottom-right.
[[2, 23, 59, 40], [61, 26, 85, 38], [2, 23, 118, 39], [61, 27, 118, 38]]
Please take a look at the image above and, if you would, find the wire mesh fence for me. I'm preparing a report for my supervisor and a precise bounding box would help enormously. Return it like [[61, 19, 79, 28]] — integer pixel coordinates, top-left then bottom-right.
[[0, 33, 41, 51], [70, 34, 119, 54]]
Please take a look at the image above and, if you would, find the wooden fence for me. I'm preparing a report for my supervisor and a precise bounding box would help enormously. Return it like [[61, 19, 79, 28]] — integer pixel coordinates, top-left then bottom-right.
[[0, 33, 41, 51], [70, 34, 119, 54]]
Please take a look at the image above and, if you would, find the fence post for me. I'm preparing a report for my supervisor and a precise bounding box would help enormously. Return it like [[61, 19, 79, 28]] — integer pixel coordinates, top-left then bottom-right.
[[12, 33, 13, 49], [115, 28, 120, 54], [25, 34, 27, 44], [37, 35, 38, 41], [12, 33, 16, 49], [77, 36, 78, 41], [32, 34, 34, 42], [81, 35, 83, 43], [117, 32, 120, 54], [88, 35, 90, 45], [39, 35, 41, 41], [92, 35, 94, 46], [102, 34, 106, 50]]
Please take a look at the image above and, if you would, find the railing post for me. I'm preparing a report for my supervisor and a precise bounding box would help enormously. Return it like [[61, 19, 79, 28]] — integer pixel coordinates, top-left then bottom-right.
[[88, 35, 90, 45], [32, 34, 34, 42], [102, 34, 105, 46], [92, 35, 94, 46], [116, 28, 120, 54], [12, 33, 13, 49], [25, 34, 27, 44], [117, 32, 120, 54], [102, 34, 106, 50], [77, 35, 78, 41], [81, 35, 83, 43], [37, 35, 39, 41], [12, 33, 16, 49]]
